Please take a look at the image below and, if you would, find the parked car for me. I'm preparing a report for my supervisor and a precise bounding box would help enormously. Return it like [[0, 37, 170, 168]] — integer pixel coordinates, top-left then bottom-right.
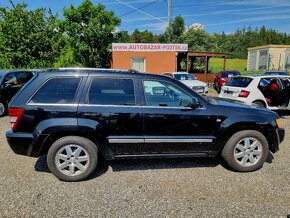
[[264, 71, 288, 76], [0, 70, 35, 117], [162, 72, 208, 94], [6, 68, 284, 181], [214, 70, 241, 93], [219, 75, 290, 110]]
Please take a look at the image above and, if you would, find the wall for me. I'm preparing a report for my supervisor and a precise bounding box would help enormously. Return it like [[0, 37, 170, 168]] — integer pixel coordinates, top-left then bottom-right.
[[269, 47, 286, 71], [112, 51, 177, 74]]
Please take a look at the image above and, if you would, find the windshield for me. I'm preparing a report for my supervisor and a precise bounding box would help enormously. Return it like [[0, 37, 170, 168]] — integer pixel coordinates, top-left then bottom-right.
[[173, 74, 195, 81], [226, 77, 253, 87], [221, 72, 240, 78]]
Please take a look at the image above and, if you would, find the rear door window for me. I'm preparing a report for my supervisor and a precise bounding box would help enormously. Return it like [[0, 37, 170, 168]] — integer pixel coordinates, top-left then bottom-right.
[[30, 78, 81, 104], [226, 77, 253, 87], [88, 78, 135, 105]]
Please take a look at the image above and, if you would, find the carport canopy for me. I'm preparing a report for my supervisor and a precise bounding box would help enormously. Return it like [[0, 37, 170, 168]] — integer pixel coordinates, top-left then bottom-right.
[[186, 51, 227, 74]]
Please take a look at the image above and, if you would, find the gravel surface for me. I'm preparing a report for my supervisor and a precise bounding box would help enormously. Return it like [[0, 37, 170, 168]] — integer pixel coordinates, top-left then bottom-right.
[[0, 114, 290, 217]]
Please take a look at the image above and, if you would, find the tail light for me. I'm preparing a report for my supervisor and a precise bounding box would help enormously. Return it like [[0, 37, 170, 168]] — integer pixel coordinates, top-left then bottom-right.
[[9, 108, 24, 131], [238, 90, 250, 98]]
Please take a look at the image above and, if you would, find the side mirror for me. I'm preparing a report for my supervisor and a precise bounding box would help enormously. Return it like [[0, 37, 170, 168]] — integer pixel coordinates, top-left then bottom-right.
[[190, 97, 199, 108], [180, 98, 200, 109]]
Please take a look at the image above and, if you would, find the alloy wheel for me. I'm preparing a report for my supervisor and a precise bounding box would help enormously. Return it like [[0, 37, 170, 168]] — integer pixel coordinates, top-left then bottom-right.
[[55, 144, 90, 176], [233, 137, 263, 167]]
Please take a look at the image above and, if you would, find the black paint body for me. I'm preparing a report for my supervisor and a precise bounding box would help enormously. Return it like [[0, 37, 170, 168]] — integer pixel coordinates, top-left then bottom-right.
[[6, 69, 285, 160]]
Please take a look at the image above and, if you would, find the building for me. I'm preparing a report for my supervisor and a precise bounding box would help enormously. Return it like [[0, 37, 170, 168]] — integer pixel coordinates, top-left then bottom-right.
[[111, 43, 188, 74], [111, 43, 227, 75], [247, 44, 290, 71]]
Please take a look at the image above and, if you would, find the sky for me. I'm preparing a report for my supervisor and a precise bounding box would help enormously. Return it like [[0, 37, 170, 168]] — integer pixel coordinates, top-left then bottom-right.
[[1, 0, 290, 34]]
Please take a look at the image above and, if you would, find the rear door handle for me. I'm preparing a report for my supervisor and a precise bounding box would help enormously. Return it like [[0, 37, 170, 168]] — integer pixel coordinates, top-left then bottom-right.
[[148, 114, 164, 118], [84, 112, 102, 117]]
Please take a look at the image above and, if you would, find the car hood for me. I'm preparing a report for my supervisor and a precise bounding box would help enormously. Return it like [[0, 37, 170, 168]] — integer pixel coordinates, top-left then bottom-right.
[[180, 80, 207, 87], [211, 97, 278, 116]]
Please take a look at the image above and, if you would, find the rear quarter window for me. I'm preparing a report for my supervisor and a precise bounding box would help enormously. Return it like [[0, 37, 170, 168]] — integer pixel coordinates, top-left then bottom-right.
[[226, 77, 253, 87], [29, 77, 81, 104]]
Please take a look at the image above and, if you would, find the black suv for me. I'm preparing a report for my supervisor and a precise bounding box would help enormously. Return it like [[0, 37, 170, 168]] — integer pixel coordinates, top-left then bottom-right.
[[6, 68, 285, 181], [0, 70, 35, 117]]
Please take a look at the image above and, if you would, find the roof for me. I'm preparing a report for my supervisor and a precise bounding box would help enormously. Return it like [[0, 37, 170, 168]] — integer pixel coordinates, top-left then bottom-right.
[[187, 51, 227, 57], [235, 75, 290, 79], [163, 72, 189, 75], [248, 44, 290, 51]]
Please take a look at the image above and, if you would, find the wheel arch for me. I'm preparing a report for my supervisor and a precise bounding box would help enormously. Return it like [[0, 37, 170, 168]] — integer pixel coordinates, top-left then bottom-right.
[[252, 99, 267, 107], [213, 123, 276, 154]]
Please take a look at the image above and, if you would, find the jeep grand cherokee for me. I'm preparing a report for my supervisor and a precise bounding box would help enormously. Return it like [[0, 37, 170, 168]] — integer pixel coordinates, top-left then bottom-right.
[[6, 68, 285, 181]]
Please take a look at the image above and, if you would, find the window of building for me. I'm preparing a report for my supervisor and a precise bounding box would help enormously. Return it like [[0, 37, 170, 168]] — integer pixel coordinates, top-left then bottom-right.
[[89, 78, 135, 105], [143, 80, 192, 107], [30, 78, 81, 104], [131, 58, 146, 72]]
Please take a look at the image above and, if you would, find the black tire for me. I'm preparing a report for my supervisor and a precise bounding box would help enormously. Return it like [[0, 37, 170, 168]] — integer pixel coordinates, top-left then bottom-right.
[[0, 101, 7, 117], [222, 130, 269, 172], [217, 87, 221, 94], [47, 136, 98, 182], [252, 100, 266, 108]]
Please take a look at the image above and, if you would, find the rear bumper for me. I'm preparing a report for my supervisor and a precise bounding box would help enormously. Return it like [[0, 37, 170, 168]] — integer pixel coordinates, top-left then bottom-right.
[[6, 130, 33, 156], [269, 128, 285, 153], [6, 130, 49, 157]]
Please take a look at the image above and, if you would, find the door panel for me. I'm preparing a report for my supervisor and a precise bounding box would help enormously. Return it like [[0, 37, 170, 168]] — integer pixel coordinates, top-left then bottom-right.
[[78, 76, 143, 157], [141, 79, 216, 154]]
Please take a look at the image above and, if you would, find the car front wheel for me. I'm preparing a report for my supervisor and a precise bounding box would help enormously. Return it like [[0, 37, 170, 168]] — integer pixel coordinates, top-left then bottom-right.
[[222, 130, 269, 172], [47, 136, 98, 182]]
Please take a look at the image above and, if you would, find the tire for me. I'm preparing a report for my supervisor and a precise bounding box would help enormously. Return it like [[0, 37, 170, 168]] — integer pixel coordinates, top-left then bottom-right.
[[0, 101, 7, 117], [47, 136, 98, 182], [217, 87, 221, 94], [252, 100, 266, 108], [222, 130, 269, 172]]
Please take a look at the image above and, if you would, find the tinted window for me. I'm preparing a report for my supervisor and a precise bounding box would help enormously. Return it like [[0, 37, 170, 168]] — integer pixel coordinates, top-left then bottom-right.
[[221, 72, 241, 78], [89, 78, 135, 105], [173, 74, 195, 81], [4, 73, 18, 86], [226, 77, 253, 87], [17, 72, 33, 84], [143, 80, 192, 107], [281, 78, 290, 88], [30, 78, 81, 104]]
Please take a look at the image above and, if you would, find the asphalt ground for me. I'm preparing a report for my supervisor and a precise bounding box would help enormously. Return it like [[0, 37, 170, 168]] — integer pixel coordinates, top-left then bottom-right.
[[0, 113, 289, 217]]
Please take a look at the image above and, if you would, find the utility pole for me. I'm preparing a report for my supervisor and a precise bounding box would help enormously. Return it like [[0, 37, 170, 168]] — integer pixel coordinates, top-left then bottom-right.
[[168, 0, 172, 26]]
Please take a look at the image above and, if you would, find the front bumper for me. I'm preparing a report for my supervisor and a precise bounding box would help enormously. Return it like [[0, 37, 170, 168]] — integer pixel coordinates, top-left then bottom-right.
[[6, 130, 33, 156], [269, 128, 285, 153]]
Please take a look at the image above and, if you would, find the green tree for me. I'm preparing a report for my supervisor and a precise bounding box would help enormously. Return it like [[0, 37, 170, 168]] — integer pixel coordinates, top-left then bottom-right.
[[61, 0, 120, 67], [0, 1, 63, 68], [162, 15, 185, 43], [179, 29, 218, 52], [130, 29, 154, 43], [115, 30, 130, 43]]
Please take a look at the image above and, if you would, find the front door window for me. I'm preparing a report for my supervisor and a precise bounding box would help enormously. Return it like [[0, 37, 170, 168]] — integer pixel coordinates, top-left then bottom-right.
[[143, 80, 192, 107]]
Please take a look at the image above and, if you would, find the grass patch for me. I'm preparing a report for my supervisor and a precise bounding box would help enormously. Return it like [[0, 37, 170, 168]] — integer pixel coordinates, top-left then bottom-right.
[[209, 58, 262, 75]]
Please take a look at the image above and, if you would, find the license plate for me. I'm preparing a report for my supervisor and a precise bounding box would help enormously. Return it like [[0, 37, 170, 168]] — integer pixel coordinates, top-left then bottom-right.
[[224, 90, 233, 94]]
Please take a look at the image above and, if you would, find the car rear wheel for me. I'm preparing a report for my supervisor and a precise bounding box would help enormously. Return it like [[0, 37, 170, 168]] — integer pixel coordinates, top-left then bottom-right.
[[47, 136, 98, 182], [222, 130, 269, 172], [0, 102, 6, 117], [252, 100, 266, 108]]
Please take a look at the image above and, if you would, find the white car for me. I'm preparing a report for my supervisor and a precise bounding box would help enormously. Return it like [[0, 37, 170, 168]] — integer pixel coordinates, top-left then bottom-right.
[[163, 72, 208, 94], [219, 75, 290, 110]]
